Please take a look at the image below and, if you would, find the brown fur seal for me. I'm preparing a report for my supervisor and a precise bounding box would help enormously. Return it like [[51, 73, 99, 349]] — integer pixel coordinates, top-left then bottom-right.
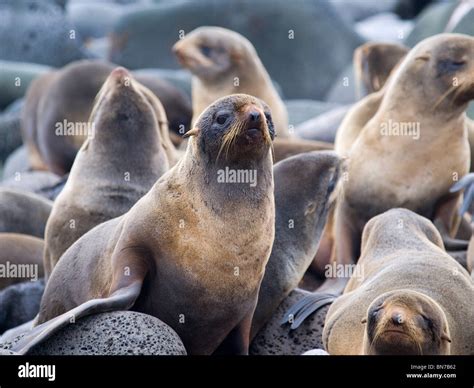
[[250, 151, 340, 338], [173, 26, 289, 137], [21, 60, 190, 175], [43, 67, 173, 276], [0, 233, 44, 290], [0, 188, 52, 238], [10, 94, 275, 355], [288, 33, 474, 325], [354, 41, 409, 97], [323, 209, 474, 355]]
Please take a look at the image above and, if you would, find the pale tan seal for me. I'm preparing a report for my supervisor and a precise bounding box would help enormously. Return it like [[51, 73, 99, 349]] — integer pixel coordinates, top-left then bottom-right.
[[173, 26, 289, 137], [10, 94, 275, 356], [287, 33, 474, 325], [43, 67, 173, 276], [0, 233, 44, 290], [322, 209, 474, 355]]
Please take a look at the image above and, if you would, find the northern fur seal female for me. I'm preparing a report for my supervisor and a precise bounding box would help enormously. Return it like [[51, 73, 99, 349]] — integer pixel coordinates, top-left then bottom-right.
[[287, 33, 474, 325], [250, 151, 340, 338], [0, 233, 44, 290], [0, 188, 52, 238], [173, 26, 289, 137], [10, 94, 275, 355], [43, 67, 174, 276], [323, 209, 474, 355], [21, 60, 190, 175]]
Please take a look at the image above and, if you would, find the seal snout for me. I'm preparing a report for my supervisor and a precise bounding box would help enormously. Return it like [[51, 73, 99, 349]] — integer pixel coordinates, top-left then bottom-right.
[[110, 67, 130, 80]]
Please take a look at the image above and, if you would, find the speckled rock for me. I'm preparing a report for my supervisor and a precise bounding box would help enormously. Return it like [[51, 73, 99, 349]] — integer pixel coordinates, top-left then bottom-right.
[[109, 0, 363, 99], [0, 0, 86, 67], [0, 279, 45, 334], [250, 289, 330, 355], [1, 171, 65, 201], [0, 100, 23, 163], [2, 311, 187, 355]]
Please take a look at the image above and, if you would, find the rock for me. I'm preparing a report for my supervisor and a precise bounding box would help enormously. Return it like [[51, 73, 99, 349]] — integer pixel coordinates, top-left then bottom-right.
[[302, 348, 329, 355], [2, 146, 30, 180], [0, 100, 23, 163], [324, 63, 357, 105], [0, 279, 45, 334], [0, 0, 86, 67], [2, 311, 187, 355], [109, 0, 363, 99], [0, 61, 51, 109], [250, 289, 330, 355], [66, 1, 124, 40], [285, 100, 340, 129], [1, 171, 65, 201], [468, 102, 474, 120], [404, 2, 458, 47], [331, 0, 397, 23], [295, 105, 350, 143], [0, 348, 17, 355], [355, 12, 414, 43]]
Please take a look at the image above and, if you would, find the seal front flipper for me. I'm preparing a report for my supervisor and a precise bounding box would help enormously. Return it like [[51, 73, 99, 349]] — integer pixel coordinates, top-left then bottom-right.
[[8, 281, 143, 355], [280, 292, 336, 329], [450, 172, 474, 216]]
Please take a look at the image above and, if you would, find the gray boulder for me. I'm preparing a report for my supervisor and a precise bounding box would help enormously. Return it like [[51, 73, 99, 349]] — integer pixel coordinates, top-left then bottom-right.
[[109, 0, 363, 99], [2, 311, 187, 355], [0, 279, 45, 334], [0, 0, 86, 66]]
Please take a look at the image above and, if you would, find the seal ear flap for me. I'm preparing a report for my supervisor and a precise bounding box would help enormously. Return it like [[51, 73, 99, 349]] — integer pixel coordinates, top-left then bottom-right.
[[361, 317, 367, 324], [183, 127, 200, 138]]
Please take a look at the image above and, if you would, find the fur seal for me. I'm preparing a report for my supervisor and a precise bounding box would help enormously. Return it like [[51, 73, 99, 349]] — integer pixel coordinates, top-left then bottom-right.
[[0, 188, 52, 238], [354, 41, 409, 97], [10, 94, 275, 356], [21, 60, 190, 175], [173, 26, 289, 137], [43, 67, 173, 276], [287, 33, 474, 325], [250, 151, 340, 338], [0, 233, 44, 290], [323, 209, 474, 355]]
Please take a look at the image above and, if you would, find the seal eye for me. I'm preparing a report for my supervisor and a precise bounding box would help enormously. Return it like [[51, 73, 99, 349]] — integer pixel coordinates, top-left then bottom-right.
[[215, 113, 230, 126], [437, 59, 466, 73], [200, 45, 212, 58]]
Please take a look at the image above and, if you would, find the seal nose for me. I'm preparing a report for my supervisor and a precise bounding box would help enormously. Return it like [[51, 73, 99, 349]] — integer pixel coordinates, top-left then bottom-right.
[[110, 67, 130, 79], [391, 312, 405, 325], [249, 111, 261, 123]]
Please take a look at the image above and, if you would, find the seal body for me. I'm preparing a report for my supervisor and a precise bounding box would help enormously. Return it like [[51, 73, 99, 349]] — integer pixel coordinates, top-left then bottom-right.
[[0, 188, 52, 238], [0, 233, 44, 290], [21, 60, 189, 175], [33, 94, 275, 355], [43, 68, 172, 276], [251, 151, 340, 338], [323, 209, 474, 355]]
